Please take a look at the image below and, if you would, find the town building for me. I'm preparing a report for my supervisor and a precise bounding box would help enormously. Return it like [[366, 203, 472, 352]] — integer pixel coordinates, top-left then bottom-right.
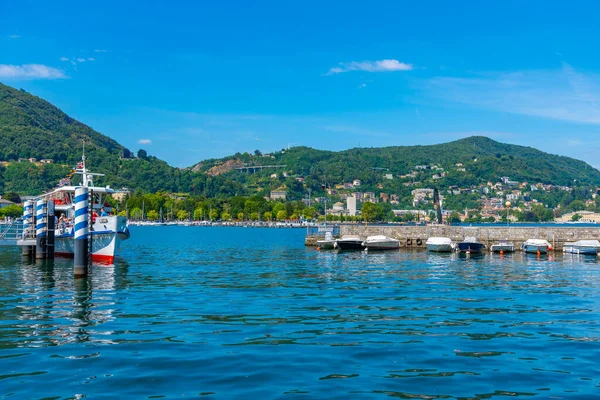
[[347, 196, 357, 216], [270, 189, 287, 200]]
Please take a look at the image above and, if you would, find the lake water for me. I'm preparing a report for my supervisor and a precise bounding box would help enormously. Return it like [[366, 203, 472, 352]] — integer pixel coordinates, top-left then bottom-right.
[[1, 226, 599, 398]]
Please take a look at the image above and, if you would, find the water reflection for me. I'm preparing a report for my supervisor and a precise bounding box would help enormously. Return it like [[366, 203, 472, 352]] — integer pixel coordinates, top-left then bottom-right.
[[0, 255, 128, 351], [71, 277, 93, 343], [1, 227, 600, 398]]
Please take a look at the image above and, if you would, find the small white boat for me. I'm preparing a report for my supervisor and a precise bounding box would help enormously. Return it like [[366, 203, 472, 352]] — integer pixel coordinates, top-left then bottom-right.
[[490, 240, 515, 253], [363, 235, 400, 251], [522, 239, 551, 254], [563, 240, 600, 255], [316, 232, 336, 250], [563, 242, 576, 253], [334, 235, 364, 251], [426, 237, 453, 252]]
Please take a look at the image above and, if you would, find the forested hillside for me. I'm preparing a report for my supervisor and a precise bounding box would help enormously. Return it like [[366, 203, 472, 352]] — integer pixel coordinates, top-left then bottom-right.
[[193, 137, 600, 197], [2, 81, 599, 199], [0, 82, 198, 194]]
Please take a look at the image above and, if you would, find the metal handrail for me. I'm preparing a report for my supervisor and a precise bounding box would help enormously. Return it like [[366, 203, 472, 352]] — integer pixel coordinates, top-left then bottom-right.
[[0, 220, 25, 240]]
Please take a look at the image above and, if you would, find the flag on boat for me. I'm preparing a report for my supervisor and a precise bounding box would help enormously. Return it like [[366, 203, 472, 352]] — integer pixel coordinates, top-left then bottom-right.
[[76, 162, 84, 169]]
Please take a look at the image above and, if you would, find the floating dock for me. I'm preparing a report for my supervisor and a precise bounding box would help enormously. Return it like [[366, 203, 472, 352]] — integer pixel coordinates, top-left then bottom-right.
[[305, 225, 600, 252]]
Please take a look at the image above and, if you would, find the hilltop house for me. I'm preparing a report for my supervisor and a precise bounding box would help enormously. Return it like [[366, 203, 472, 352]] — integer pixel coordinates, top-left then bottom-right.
[[0, 199, 15, 209], [270, 188, 287, 200]]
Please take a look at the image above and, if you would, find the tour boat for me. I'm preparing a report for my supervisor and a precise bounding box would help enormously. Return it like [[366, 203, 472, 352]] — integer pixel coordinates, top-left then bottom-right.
[[19, 153, 130, 264], [521, 239, 551, 254], [363, 235, 400, 251], [455, 237, 486, 253], [334, 235, 364, 250], [562, 239, 600, 255], [425, 237, 453, 252], [490, 240, 515, 253]]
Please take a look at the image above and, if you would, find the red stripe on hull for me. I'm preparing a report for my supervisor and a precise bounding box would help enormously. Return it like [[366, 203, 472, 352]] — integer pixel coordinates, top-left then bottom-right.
[[54, 252, 115, 265]]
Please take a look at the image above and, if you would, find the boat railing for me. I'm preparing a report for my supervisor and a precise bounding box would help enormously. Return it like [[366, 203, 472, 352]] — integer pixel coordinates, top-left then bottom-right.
[[0, 220, 25, 241], [306, 225, 340, 237]]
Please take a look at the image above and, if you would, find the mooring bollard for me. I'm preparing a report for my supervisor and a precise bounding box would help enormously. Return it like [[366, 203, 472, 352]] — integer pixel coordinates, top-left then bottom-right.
[[74, 187, 90, 276], [35, 199, 47, 259], [46, 199, 55, 259], [22, 200, 34, 257]]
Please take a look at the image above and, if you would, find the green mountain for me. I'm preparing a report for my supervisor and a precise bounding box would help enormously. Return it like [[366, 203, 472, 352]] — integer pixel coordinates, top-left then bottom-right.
[[0, 82, 197, 194], [2, 81, 599, 200], [193, 137, 600, 195]]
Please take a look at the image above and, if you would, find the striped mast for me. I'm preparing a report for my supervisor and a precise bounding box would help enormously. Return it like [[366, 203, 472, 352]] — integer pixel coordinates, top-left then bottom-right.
[[74, 186, 90, 275], [35, 198, 47, 259]]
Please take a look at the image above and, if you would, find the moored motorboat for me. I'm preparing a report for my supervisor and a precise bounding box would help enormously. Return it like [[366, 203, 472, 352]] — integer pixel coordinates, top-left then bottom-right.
[[521, 239, 551, 254], [316, 232, 336, 250], [363, 235, 400, 251], [426, 237, 453, 252], [455, 237, 486, 253], [490, 240, 515, 253], [563, 242, 576, 254], [334, 235, 364, 250], [563, 239, 600, 255]]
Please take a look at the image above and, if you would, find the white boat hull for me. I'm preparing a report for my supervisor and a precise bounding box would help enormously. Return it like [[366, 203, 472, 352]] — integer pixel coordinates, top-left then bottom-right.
[[426, 243, 453, 252], [522, 244, 548, 254], [54, 216, 129, 263], [490, 243, 515, 253], [563, 240, 599, 255], [363, 236, 400, 251]]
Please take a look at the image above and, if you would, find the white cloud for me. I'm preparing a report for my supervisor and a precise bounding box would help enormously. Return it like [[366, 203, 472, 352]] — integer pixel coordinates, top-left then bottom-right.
[[327, 59, 413, 75], [359, 83, 367, 88], [94, 49, 108, 53], [138, 139, 152, 145], [87, 57, 95, 61], [8, 34, 20, 39], [0, 64, 66, 80], [424, 63, 600, 124], [77, 58, 86, 63], [60, 57, 69, 62]]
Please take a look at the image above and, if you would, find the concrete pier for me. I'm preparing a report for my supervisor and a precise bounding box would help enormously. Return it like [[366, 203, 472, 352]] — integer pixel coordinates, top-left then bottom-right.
[[305, 225, 600, 252]]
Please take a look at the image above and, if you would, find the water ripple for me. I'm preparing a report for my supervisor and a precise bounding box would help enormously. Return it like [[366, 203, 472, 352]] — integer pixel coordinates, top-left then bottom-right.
[[1, 227, 600, 397]]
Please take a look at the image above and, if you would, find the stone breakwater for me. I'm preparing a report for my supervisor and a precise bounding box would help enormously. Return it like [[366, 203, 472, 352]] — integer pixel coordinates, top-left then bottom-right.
[[305, 225, 600, 251]]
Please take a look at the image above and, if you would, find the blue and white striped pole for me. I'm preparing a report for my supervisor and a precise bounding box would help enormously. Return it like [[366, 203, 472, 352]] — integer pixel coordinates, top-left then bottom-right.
[[22, 200, 33, 238], [22, 200, 34, 257], [46, 199, 55, 259], [74, 187, 90, 276], [35, 199, 47, 259]]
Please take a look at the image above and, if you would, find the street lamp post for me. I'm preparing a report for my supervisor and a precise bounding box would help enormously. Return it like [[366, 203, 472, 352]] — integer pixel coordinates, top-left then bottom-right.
[[505, 201, 511, 226], [321, 182, 328, 227]]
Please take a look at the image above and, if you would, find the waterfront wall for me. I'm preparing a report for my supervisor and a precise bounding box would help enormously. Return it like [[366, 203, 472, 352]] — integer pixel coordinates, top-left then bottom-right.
[[305, 224, 600, 251]]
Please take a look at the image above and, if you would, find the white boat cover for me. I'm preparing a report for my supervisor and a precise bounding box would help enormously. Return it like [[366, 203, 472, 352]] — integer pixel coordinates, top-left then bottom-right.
[[523, 239, 551, 246], [426, 237, 452, 245], [574, 240, 600, 247]]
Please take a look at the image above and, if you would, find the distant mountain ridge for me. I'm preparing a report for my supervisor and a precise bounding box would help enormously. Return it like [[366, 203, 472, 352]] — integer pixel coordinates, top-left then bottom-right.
[[1, 81, 599, 197], [193, 136, 600, 189]]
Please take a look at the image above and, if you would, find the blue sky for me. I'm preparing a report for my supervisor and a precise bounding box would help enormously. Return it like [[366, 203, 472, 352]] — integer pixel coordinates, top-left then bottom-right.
[[2, 1, 600, 168]]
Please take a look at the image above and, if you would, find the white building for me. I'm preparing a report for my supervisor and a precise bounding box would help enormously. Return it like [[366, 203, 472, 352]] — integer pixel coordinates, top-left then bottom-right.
[[347, 196, 357, 216]]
